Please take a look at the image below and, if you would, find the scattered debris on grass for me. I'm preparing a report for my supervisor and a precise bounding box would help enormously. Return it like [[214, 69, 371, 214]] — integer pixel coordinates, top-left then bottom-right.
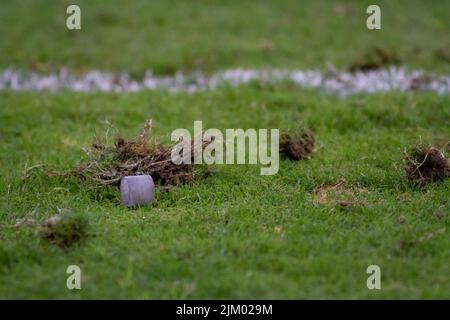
[[40, 210, 88, 248], [280, 129, 315, 160], [63, 119, 209, 188], [394, 227, 446, 255], [349, 47, 401, 72], [314, 178, 367, 208], [404, 142, 450, 186], [434, 205, 447, 221], [419, 227, 446, 242]]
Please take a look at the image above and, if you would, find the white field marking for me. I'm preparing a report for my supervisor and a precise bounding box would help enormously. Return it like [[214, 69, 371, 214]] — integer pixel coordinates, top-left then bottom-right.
[[0, 67, 449, 96]]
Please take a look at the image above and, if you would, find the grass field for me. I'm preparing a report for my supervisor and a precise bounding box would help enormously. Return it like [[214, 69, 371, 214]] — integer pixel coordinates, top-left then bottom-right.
[[0, 0, 449, 299]]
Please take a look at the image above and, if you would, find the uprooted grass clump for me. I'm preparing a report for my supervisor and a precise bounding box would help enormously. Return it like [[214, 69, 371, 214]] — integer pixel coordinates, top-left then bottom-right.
[[40, 210, 88, 248], [69, 119, 206, 188], [404, 142, 450, 186], [280, 129, 315, 160]]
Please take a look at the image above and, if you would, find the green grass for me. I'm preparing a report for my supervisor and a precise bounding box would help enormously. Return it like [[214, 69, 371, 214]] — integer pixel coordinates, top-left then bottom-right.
[[0, 86, 449, 298], [0, 0, 449, 299], [0, 0, 449, 75]]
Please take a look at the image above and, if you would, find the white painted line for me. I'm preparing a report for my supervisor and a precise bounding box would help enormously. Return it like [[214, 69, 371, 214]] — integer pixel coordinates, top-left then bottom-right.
[[0, 67, 449, 96]]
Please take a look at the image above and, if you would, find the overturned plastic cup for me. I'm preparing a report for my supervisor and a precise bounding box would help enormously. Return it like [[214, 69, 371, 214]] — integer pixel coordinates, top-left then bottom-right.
[[120, 175, 155, 208]]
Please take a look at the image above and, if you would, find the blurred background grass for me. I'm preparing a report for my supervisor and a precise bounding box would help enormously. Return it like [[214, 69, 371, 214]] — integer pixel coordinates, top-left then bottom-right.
[[0, 0, 449, 75]]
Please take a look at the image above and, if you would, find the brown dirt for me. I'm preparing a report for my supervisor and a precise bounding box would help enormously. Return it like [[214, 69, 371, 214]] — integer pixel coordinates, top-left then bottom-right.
[[280, 131, 315, 160], [69, 119, 208, 187], [314, 178, 367, 208], [349, 47, 401, 72], [404, 144, 450, 186]]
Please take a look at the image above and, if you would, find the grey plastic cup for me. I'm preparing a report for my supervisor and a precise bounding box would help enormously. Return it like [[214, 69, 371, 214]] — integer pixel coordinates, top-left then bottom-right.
[[120, 175, 155, 208]]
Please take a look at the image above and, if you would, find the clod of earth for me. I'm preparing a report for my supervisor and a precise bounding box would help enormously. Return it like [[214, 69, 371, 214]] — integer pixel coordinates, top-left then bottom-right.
[[404, 143, 450, 186], [280, 131, 315, 160], [66, 119, 209, 188]]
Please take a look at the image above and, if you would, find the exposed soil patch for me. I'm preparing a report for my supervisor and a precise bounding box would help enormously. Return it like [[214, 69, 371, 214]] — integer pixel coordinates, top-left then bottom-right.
[[394, 227, 446, 255], [280, 130, 315, 160], [404, 143, 450, 186], [314, 178, 367, 208], [349, 47, 401, 72]]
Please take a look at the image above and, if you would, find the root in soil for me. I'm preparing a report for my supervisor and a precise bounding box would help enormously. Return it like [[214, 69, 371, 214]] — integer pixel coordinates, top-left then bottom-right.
[[280, 130, 315, 160], [404, 142, 450, 186], [349, 46, 401, 72]]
